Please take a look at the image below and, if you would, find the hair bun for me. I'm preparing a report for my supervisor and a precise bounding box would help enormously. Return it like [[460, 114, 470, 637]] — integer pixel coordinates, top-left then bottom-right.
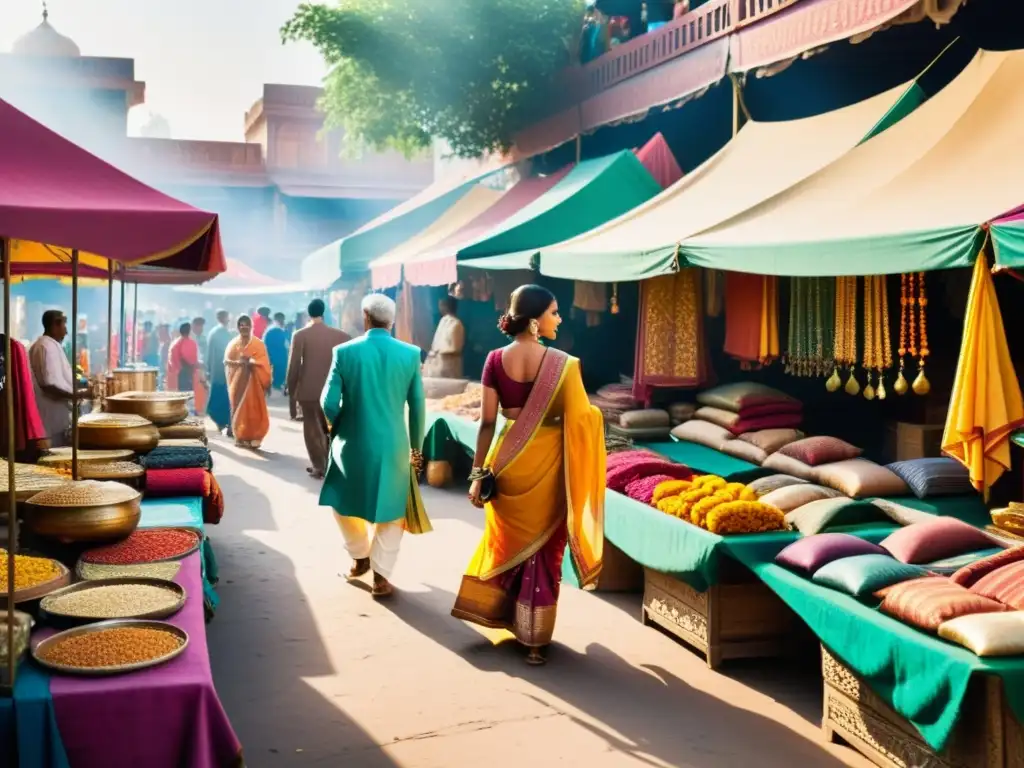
[[497, 312, 530, 338]]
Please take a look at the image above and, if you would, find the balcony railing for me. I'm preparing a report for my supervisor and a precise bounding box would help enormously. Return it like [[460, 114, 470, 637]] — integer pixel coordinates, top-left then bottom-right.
[[573, 0, 806, 100]]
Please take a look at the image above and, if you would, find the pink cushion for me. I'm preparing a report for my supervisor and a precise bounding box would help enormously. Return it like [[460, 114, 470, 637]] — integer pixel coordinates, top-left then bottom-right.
[[762, 452, 818, 481], [970, 561, 1024, 609], [951, 547, 1024, 587], [729, 413, 803, 436], [775, 533, 887, 576], [879, 577, 1006, 632], [778, 436, 862, 467], [881, 517, 998, 565], [738, 401, 803, 419]]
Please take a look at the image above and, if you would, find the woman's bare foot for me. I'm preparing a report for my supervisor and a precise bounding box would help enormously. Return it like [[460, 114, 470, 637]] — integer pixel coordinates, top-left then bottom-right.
[[348, 558, 371, 579]]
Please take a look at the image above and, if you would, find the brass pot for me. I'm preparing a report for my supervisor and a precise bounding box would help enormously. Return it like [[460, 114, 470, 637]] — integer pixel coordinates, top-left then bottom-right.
[[109, 367, 159, 396], [105, 391, 190, 427], [24, 481, 142, 544], [78, 413, 160, 453]]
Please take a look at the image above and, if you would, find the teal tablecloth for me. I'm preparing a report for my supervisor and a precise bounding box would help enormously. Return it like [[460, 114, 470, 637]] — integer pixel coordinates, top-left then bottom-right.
[[138, 497, 220, 612], [638, 440, 772, 483]]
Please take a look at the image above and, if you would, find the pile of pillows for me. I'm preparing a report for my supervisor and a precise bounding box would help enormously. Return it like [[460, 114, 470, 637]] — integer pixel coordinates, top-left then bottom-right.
[[776, 517, 1024, 656]]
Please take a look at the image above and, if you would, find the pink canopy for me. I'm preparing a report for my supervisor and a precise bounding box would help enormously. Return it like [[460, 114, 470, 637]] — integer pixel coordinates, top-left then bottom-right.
[[0, 97, 225, 274], [634, 133, 684, 189]]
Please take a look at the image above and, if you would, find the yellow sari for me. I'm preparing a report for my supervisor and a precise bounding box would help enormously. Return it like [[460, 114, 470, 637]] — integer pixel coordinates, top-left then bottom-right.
[[452, 348, 605, 647], [225, 335, 271, 448]]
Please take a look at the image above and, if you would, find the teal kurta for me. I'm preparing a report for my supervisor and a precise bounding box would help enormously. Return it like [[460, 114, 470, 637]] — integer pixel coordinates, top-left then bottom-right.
[[319, 328, 425, 523]]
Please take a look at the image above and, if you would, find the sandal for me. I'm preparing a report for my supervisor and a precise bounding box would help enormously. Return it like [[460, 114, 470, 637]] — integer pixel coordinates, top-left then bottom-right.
[[348, 558, 371, 579], [526, 648, 547, 666], [371, 575, 394, 599]]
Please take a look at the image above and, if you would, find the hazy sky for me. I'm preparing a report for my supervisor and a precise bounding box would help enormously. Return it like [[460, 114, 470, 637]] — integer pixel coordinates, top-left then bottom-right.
[[0, 0, 329, 141]]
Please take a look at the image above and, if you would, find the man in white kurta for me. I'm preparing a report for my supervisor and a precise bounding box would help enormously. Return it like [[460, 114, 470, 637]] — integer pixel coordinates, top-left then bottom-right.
[[29, 310, 76, 447], [422, 297, 465, 379]]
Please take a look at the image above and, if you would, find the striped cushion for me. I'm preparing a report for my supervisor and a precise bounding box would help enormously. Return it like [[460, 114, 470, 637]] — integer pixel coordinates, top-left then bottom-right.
[[951, 546, 1024, 587], [971, 561, 1024, 609], [885, 458, 974, 499], [879, 577, 1006, 631]]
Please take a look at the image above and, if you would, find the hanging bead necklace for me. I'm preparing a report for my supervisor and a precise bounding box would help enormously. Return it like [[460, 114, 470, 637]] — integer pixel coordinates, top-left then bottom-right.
[[913, 272, 930, 395], [895, 274, 910, 395], [863, 275, 876, 400], [877, 275, 893, 400]]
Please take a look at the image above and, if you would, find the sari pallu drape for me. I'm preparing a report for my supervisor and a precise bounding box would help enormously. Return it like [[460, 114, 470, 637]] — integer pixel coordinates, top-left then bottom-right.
[[225, 336, 271, 447], [452, 348, 605, 647]]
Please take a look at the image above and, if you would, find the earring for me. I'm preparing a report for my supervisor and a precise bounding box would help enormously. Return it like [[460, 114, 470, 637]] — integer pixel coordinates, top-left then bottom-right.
[[529, 319, 540, 338]]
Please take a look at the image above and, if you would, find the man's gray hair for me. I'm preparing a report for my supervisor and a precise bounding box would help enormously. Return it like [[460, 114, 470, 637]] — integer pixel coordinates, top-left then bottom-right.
[[361, 292, 397, 327]]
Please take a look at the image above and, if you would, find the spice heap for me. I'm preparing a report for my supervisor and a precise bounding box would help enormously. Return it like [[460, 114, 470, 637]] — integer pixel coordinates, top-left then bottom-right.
[[78, 560, 181, 582], [43, 583, 181, 619], [0, 549, 63, 591], [0, 462, 69, 496], [76, 461, 145, 481], [39, 448, 134, 469], [28, 480, 141, 508], [82, 528, 199, 565], [426, 383, 483, 421], [37, 626, 184, 669], [78, 413, 153, 429]]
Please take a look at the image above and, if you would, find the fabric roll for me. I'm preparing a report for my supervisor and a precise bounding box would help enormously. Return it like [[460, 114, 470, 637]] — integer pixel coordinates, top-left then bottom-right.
[[145, 468, 206, 496]]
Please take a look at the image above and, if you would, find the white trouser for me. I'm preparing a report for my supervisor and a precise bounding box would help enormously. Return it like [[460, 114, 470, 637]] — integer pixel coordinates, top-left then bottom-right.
[[335, 516, 405, 579]]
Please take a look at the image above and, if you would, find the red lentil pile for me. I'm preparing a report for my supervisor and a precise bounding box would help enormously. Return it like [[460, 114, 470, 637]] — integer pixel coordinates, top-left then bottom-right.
[[82, 529, 199, 565], [38, 626, 183, 669]]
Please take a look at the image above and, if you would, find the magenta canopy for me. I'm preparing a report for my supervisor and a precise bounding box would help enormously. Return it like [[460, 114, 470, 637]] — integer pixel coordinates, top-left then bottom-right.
[[0, 97, 226, 274]]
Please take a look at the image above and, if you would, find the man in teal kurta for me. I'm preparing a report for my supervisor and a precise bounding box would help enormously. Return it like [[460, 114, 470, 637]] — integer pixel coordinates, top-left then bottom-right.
[[320, 293, 425, 598]]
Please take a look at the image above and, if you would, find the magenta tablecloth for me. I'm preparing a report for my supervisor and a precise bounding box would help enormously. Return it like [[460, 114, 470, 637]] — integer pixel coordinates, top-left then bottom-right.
[[43, 552, 241, 767]]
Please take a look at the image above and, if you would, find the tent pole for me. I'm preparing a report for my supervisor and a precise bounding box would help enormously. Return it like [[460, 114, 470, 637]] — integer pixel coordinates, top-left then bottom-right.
[[732, 76, 739, 138], [71, 250, 79, 481], [106, 263, 114, 374], [2, 237, 17, 697], [131, 284, 139, 363], [118, 282, 126, 367]]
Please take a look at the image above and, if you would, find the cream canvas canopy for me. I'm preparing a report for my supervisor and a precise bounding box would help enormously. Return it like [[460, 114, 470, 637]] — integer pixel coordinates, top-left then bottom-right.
[[531, 80, 923, 283], [680, 50, 1023, 276]]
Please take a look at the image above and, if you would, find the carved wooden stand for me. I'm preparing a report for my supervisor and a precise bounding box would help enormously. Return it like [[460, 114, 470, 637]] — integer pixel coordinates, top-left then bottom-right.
[[641, 562, 799, 669], [821, 646, 1024, 768]]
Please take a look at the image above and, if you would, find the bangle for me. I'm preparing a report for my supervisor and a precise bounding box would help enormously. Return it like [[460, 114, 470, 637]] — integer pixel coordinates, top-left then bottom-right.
[[468, 467, 489, 482]]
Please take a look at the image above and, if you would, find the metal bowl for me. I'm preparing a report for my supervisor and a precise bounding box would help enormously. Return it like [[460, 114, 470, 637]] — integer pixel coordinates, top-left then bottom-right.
[[105, 391, 191, 427], [78, 414, 160, 453], [0, 559, 72, 607], [38, 449, 135, 473], [108, 367, 159, 396], [40, 577, 186, 625], [0, 462, 69, 503], [31, 619, 189, 676], [24, 496, 141, 545]]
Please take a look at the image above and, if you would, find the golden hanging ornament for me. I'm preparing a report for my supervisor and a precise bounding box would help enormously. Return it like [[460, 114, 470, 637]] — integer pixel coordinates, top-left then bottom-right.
[[845, 367, 861, 396], [863, 275, 874, 400], [610, 283, 620, 315], [826, 368, 842, 393], [833, 276, 859, 394]]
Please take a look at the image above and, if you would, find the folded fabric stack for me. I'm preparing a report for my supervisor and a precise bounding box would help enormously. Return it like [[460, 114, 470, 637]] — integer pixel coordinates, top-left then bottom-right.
[[693, 382, 803, 436], [607, 408, 672, 441], [144, 467, 224, 524], [589, 383, 639, 426], [140, 439, 212, 471]]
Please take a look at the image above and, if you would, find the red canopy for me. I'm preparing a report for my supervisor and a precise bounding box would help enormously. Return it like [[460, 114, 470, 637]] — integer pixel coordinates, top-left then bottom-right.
[[0, 97, 225, 274], [634, 133, 684, 190]]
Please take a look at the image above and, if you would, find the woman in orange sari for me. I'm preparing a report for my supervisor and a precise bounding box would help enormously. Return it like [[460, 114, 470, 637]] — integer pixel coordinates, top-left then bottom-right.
[[453, 285, 605, 665], [225, 315, 271, 450]]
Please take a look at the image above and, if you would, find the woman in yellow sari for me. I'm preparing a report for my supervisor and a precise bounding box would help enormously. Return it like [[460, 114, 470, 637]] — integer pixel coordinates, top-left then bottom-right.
[[453, 285, 605, 665], [225, 315, 271, 450]]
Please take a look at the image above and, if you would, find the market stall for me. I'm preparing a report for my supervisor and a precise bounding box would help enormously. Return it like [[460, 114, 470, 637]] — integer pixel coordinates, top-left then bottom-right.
[[1, 98, 237, 767]]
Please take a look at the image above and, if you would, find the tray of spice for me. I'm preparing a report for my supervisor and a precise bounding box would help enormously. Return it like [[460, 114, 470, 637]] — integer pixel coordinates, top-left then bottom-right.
[[38, 448, 135, 470], [32, 619, 189, 676], [40, 578, 186, 625], [76, 560, 181, 582], [0, 549, 72, 606], [80, 527, 201, 566], [0, 461, 69, 502]]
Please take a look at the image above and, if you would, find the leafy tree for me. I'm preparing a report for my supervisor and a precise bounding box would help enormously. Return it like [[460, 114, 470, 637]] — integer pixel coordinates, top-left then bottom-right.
[[282, 0, 584, 158]]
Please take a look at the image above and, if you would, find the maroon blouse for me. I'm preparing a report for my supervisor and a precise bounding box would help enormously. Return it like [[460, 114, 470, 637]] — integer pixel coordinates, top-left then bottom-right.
[[481, 349, 534, 409]]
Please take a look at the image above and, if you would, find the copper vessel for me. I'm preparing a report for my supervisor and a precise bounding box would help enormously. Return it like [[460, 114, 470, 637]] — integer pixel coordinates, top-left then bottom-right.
[[104, 391, 190, 427], [24, 481, 142, 544], [78, 413, 160, 453], [108, 367, 159, 396]]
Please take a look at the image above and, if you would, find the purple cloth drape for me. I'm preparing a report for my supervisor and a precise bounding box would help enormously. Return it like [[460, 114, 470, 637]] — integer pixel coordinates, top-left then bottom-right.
[[45, 552, 241, 767]]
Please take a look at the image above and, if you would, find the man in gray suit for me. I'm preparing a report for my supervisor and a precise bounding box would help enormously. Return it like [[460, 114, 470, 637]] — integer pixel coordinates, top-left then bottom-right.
[[286, 299, 350, 479]]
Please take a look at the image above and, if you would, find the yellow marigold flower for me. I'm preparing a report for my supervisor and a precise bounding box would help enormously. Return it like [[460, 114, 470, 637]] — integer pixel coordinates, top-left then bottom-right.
[[706, 501, 785, 535], [652, 479, 692, 504], [656, 496, 682, 516], [690, 492, 729, 528]]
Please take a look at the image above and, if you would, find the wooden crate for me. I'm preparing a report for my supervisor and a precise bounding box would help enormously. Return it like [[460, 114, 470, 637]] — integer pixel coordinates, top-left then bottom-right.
[[641, 562, 800, 669], [822, 646, 1024, 768], [595, 541, 643, 593]]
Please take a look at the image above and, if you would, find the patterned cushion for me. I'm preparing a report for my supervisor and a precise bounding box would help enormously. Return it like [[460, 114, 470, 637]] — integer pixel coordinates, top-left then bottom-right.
[[939, 613, 1024, 656], [619, 409, 671, 429], [694, 406, 741, 430], [778, 437, 862, 467], [760, 484, 843, 513], [879, 577, 1006, 632], [775, 533, 887, 576], [747, 474, 808, 498], [812, 554, 928, 597], [670, 420, 733, 451], [785, 498, 882, 536], [881, 517, 998, 565], [739, 429, 805, 454], [927, 549, 1005, 576], [720, 439, 768, 465], [970, 561, 1024, 609], [814, 459, 909, 499], [762, 452, 818, 481], [885, 458, 974, 499], [951, 547, 1024, 587], [696, 382, 798, 413]]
